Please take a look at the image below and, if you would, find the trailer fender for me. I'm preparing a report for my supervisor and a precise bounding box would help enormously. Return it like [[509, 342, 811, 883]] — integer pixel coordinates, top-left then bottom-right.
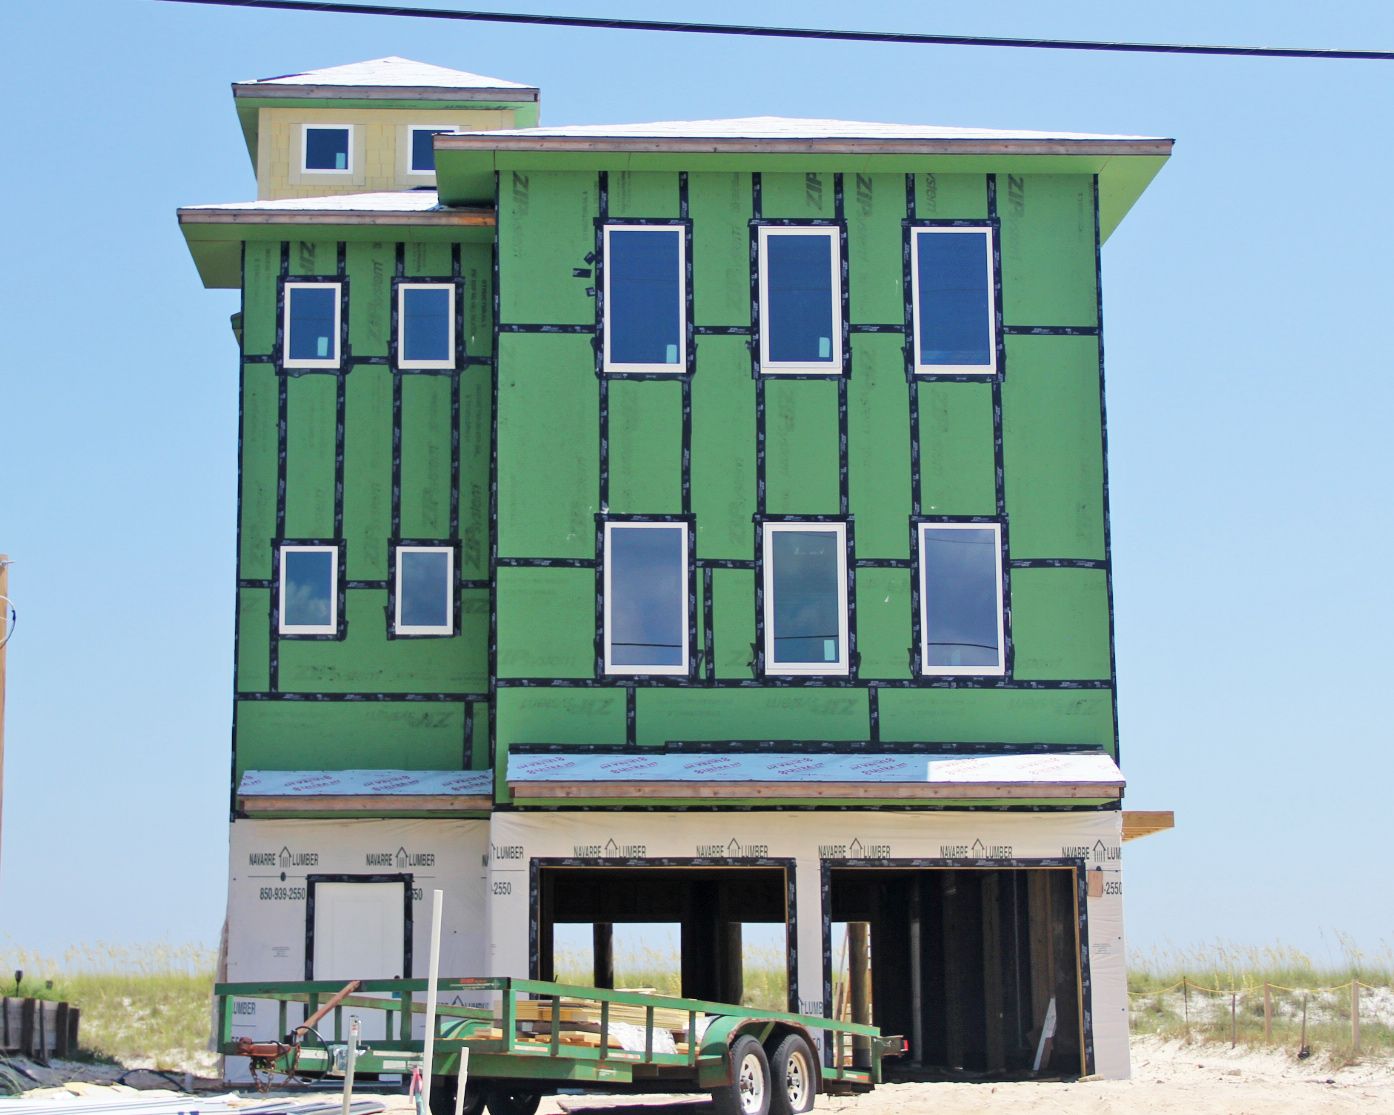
[[696, 1017, 812, 1090]]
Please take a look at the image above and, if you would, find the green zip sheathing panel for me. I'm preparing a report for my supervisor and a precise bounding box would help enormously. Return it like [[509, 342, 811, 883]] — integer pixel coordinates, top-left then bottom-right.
[[877, 688, 1115, 751], [848, 334, 911, 557], [690, 172, 751, 325], [243, 243, 278, 355], [763, 171, 834, 219], [691, 336, 755, 558], [240, 363, 278, 575], [346, 242, 392, 357], [399, 374, 453, 539], [405, 241, 453, 278], [847, 172, 906, 322], [237, 590, 271, 692], [607, 171, 681, 219], [764, 379, 840, 514], [1001, 335, 1106, 558], [854, 568, 913, 680], [293, 240, 338, 277], [500, 170, 597, 324], [635, 688, 868, 745], [284, 374, 336, 538], [496, 567, 594, 677], [494, 688, 628, 800], [458, 364, 491, 580], [235, 699, 468, 781], [1010, 568, 1112, 681], [999, 175, 1097, 327], [496, 333, 598, 558], [343, 366, 393, 580], [918, 382, 997, 516], [711, 568, 755, 678], [461, 242, 495, 353], [608, 379, 683, 513], [917, 172, 991, 219]]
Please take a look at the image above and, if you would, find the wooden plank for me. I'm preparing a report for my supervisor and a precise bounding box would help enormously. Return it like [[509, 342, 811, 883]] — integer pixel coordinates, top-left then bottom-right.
[[239, 793, 494, 814], [1122, 810, 1176, 841]]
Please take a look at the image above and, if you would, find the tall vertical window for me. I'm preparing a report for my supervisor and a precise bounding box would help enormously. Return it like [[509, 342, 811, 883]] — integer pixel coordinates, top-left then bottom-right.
[[407, 125, 456, 175], [918, 522, 1005, 675], [910, 226, 997, 375], [762, 522, 849, 675], [397, 283, 455, 369], [279, 545, 339, 636], [758, 226, 841, 373], [284, 282, 342, 369], [394, 545, 454, 636], [602, 224, 686, 374], [302, 124, 352, 173], [604, 522, 689, 675]]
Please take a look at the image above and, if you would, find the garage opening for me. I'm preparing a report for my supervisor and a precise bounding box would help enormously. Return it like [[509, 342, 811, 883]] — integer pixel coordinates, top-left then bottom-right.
[[536, 864, 794, 1011], [827, 865, 1086, 1080]]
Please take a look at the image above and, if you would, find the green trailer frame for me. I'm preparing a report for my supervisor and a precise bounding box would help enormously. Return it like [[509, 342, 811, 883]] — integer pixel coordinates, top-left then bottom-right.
[[217, 975, 894, 1111]]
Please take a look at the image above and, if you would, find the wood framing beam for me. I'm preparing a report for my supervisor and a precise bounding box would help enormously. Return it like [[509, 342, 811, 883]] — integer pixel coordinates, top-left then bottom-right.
[[238, 793, 493, 815], [179, 207, 495, 229], [1122, 810, 1176, 841]]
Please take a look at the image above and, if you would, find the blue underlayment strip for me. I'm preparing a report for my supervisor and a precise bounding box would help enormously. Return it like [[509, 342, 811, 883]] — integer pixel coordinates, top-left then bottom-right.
[[239, 769, 493, 796]]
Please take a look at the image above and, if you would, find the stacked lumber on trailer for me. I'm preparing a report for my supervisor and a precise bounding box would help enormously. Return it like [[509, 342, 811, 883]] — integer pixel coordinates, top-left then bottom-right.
[[503, 998, 700, 1054]]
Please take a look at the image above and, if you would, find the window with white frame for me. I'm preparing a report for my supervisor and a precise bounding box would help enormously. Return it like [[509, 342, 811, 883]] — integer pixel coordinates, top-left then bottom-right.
[[394, 545, 454, 636], [602, 224, 686, 374], [279, 545, 339, 636], [762, 522, 849, 675], [397, 283, 455, 369], [910, 226, 997, 375], [284, 282, 342, 369], [407, 125, 456, 175], [604, 521, 688, 674], [302, 124, 353, 173], [918, 522, 1005, 675], [758, 225, 841, 373]]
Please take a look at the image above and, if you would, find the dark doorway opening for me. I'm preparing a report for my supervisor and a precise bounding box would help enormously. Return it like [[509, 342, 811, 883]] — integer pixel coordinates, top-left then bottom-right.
[[534, 862, 795, 1012], [826, 863, 1087, 1080]]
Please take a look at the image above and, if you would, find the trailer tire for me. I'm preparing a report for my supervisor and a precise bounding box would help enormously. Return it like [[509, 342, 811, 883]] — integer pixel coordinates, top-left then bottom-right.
[[769, 1034, 817, 1115], [428, 1077, 485, 1115], [711, 1035, 771, 1115], [484, 1089, 541, 1115]]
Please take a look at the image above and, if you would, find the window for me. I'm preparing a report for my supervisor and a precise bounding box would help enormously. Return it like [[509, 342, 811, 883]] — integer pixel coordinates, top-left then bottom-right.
[[762, 522, 849, 675], [394, 545, 454, 636], [602, 224, 686, 374], [910, 225, 997, 375], [918, 522, 1005, 675], [283, 282, 342, 369], [279, 545, 339, 636], [604, 521, 689, 675], [397, 283, 455, 369], [407, 125, 455, 175], [757, 226, 841, 373], [302, 124, 353, 173]]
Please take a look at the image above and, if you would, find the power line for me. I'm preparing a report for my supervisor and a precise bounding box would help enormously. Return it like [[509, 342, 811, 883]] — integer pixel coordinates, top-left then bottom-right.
[[156, 0, 1394, 62]]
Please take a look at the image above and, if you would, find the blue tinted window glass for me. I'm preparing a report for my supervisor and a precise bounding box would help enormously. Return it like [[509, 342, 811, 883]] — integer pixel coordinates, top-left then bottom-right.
[[402, 287, 452, 362], [288, 286, 337, 361], [400, 550, 450, 629], [922, 527, 1000, 668], [284, 550, 334, 628], [766, 233, 834, 363], [305, 127, 349, 171], [608, 229, 682, 366], [771, 530, 840, 664], [411, 128, 447, 172], [916, 231, 992, 367], [610, 526, 684, 667]]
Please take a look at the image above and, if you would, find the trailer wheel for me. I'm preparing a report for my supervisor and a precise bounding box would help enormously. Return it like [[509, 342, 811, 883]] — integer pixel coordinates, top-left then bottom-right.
[[769, 1034, 816, 1115], [483, 1089, 541, 1115], [428, 1077, 486, 1115], [712, 1034, 771, 1115]]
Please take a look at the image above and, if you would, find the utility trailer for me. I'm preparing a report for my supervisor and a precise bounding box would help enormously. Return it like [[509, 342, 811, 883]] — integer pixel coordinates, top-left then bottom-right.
[[217, 976, 896, 1115]]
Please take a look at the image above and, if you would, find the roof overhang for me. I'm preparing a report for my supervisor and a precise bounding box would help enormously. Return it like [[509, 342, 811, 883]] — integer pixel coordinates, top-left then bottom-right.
[[1122, 810, 1175, 840], [177, 198, 495, 288], [434, 132, 1170, 241], [237, 769, 493, 818], [507, 749, 1124, 807]]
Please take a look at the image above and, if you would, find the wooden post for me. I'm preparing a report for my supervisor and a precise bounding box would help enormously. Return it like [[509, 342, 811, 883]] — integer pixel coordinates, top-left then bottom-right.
[[1230, 992, 1236, 1048], [19, 998, 33, 1058], [1263, 983, 1272, 1042], [1352, 981, 1361, 1054], [848, 921, 871, 1067], [592, 923, 614, 990], [1182, 977, 1189, 1032]]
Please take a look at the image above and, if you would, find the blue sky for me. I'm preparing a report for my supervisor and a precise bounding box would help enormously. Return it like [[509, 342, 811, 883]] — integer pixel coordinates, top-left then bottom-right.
[[2, 1, 1391, 967]]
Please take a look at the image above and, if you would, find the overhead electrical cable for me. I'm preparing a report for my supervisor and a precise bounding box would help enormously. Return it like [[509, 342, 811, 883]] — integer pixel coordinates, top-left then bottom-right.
[[155, 0, 1394, 62]]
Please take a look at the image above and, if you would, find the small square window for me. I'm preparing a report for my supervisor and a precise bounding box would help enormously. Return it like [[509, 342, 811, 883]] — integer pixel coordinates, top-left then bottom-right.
[[394, 545, 454, 636], [604, 522, 689, 675], [918, 522, 1005, 675], [284, 282, 342, 368], [279, 545, 339, 636], [302, 124, 353, 173], [910, 226, 998, 375], [397, 283, 455, 369], [602, 224, 687, 374], [762, 522, 849, 675], [407, 126, 455, 175], [758, 226, 842, 374]]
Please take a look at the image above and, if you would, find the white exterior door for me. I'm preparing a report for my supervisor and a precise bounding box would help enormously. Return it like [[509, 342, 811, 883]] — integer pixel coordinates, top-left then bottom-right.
[[311, 878, 408, 1042]]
